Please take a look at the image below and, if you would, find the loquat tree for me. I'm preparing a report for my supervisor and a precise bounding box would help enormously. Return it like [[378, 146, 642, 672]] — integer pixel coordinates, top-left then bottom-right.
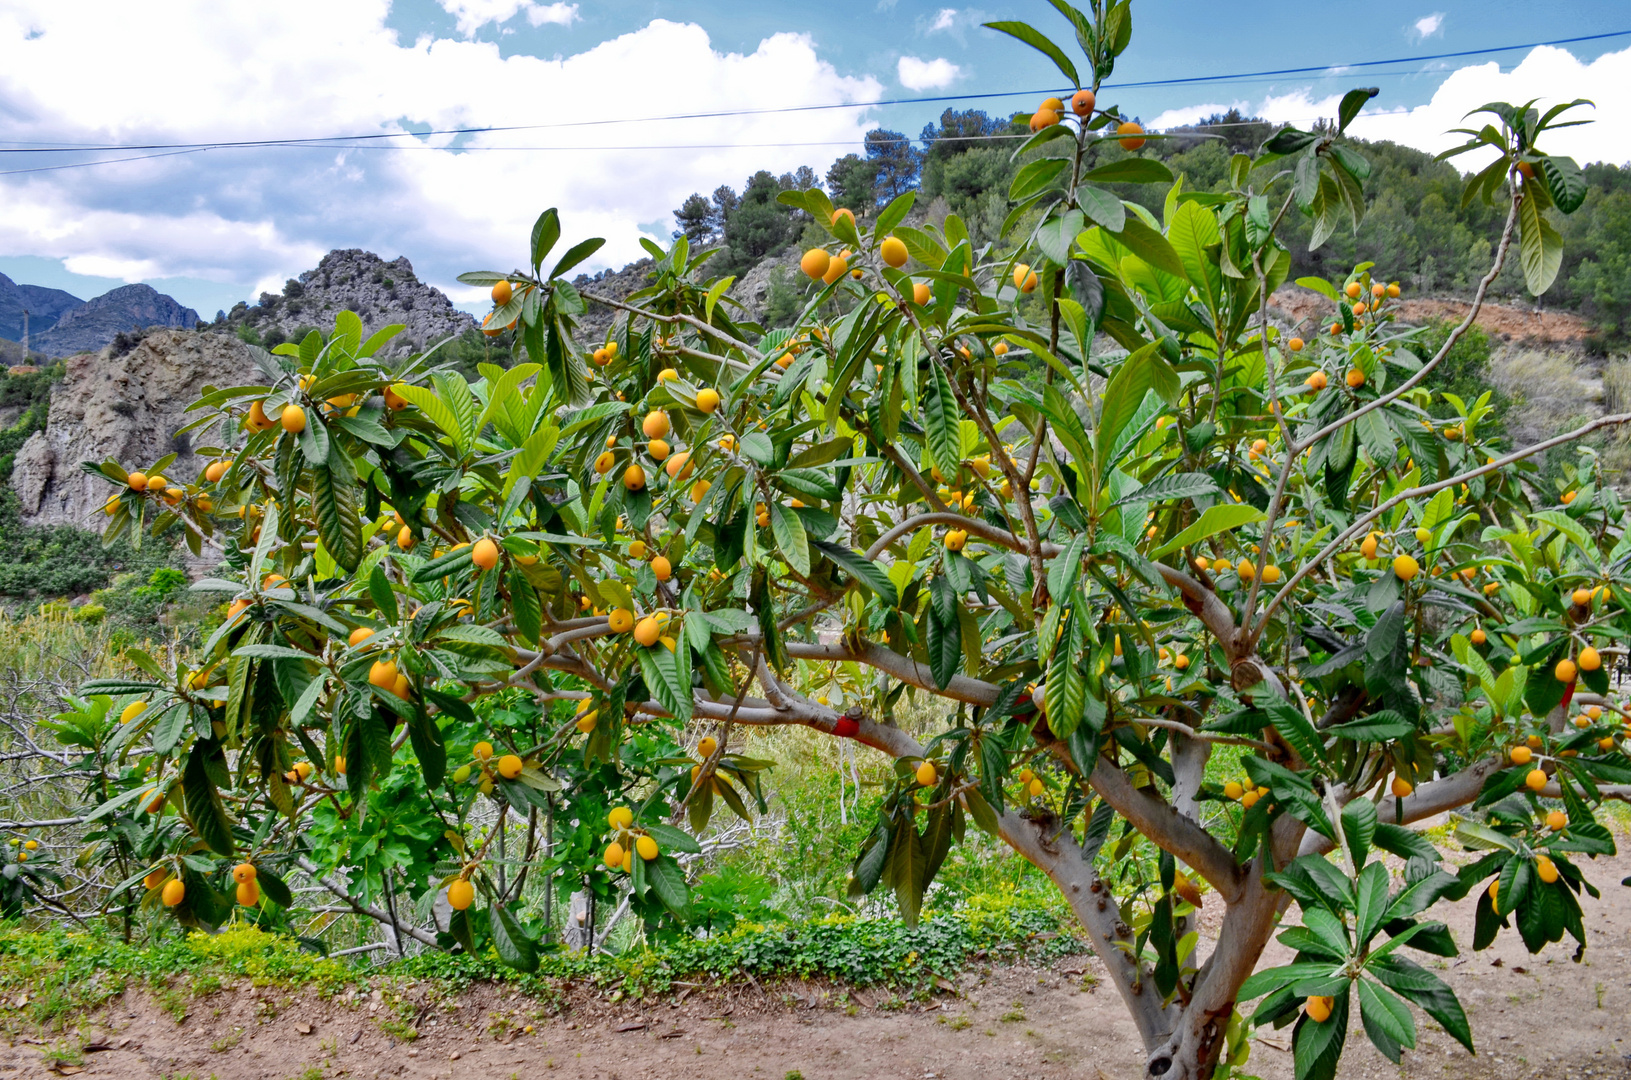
[[71, 3, 1621, 1078]]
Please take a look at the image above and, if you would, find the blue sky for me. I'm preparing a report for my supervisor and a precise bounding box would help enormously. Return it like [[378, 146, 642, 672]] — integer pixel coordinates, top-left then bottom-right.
[[1, 0, 1627, 320]]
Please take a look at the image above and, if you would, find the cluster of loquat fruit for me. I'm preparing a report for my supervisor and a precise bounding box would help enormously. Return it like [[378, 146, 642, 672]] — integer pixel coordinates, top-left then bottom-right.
[[602, 805, 660, 874]]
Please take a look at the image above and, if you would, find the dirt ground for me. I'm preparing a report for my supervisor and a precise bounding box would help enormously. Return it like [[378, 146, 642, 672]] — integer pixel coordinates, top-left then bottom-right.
[[7, 853, 1631, 1080], [1270, 286, 1595, 344]]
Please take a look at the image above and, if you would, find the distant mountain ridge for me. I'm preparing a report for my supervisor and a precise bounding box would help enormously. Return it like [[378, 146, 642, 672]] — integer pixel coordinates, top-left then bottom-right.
[[0, 273, 83, 344], [0, 273, 199, 358]]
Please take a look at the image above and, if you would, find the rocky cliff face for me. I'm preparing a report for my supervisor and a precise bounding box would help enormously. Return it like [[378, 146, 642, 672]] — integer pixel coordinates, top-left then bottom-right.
[[11, 330, 260, 528], [219, 249, 475, 355], [30, 284, 200, 358], [0, 273, 83, 344]]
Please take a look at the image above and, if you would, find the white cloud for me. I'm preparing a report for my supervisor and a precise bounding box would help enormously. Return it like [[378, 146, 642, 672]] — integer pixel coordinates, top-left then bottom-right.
[[898, 55, 961, 91], [928, 8, 958, 32], [1413, 13, 1444, 39], [1146, 44, 1631, 171], [437, 0, 579, 37], [0, 3, 881, 310]]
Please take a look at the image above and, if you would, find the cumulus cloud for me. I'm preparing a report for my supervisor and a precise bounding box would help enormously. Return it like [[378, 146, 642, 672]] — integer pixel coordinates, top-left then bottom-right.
[[1413, 13, 1445, 39], [928, 8, 958, 32], [1146, 44, 1631, 171], [0, 2, 881, 309], [898, 55, 961, 90], [438, 0, 579, 37]]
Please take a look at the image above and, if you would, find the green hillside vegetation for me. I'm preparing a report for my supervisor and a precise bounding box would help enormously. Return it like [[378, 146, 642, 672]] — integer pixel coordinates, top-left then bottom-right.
[[677, 108, 1631, 347]]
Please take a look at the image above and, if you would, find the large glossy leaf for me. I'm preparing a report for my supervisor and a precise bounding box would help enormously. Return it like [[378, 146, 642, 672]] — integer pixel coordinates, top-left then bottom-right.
[[489, 900, 539, 972], [1150, 503, 1264, 558], [312, 439, 363, 573], [1518, 183, 1563, 295]]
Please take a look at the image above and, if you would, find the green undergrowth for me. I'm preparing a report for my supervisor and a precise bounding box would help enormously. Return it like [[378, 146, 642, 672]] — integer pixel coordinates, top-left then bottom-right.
[[0, 894, 1086, 1027]]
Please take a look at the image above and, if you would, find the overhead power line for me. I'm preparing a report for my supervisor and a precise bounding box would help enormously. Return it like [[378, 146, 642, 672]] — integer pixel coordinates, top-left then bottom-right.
[[0, 27, 1620, 178]]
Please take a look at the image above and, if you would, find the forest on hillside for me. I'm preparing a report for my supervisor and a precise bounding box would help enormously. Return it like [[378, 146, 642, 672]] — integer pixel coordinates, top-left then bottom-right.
[[674, 108, 1631, 348]]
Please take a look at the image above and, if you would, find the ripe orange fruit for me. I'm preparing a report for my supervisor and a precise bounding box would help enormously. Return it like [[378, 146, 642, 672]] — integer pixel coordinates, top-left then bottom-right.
[[383, 385, 409, 410], [1360, 533, 1379, 559], [831, 207, 855, 230], [642, 410, 670, 439], [205, 460, 229, 483], [1287, 336, 1304, 353], [247, 400, 276, 431], [880, 236, 908, 268], [1013, 263, 1038, 293], [1223, 781, 1244, 800], [801, 249, 831, 280], [145, 473, 167, 491], [1116, 121, 1145, 150], [665, 451, 693, 480], [823, 250, 851, 285], [1387, 283, 1401, 298], [608, 609, 634, 633], [236, 880, 260, 906], [1305, 996, 1333, 1023], [1071, 88, 1095, 116], [281, 405, 307, 434], [1261, 565, 1282, 584], [911, 281, 931, 306], [1031, 108, 1061, 130], [647, 438, 670, 461], [1344, 281, 1362, 299], [1535, 854, 1559, 883], [689, 479, 711, 502], [395, 525, 415, 550], [447, 878, 474, 910], [1471, 628, 1487, 645], [994, 341, 1008, 356], [1526, 768, 1548, 792], [696, 388, 721, 413], [368, 660, 398, 690], [497, 754, 523, 780], [1241, 790, 1260, 809], [1579, 646, 1601, 671], [472, 537, 500, 570], [1510, 744, 1533, 765], [232, 862, 257, 884], [492, 280, 512, 306], [161, 878, 186, 907], [623, 464, 646, 491], [1547, 810, 1568, 830], [1393, 554, 1419, 581], [603, 842, 625, 870], [348, 627, 374, 647], [944, 529, 967, 552], [1352, 302, 1367, 316], [1346, 369, 1365, 388], [651, 555, 672, 581], [1556, 658, 1577, 683], [634, 616, 661, 647], [1562, 490, 1577, 504], [1305, 370, 1326, 391], [594, 450, 615, 475], [1391, 776, 1414, 798], [635, 835, 659, 860], [915, 761, 937, 787]]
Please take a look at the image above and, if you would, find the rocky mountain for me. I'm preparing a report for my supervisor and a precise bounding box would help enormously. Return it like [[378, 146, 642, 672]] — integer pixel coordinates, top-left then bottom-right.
[[0, 273, 83, 344], [214, 249, 475, 355], [11, 330, 260, 528], [29, 284, 200, 358]]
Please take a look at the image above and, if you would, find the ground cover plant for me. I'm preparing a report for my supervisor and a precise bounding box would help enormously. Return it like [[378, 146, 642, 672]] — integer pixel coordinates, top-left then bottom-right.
[[38, 3, 1628, 1078]]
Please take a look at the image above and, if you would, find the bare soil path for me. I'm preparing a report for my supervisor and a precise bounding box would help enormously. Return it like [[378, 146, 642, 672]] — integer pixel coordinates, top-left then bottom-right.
[[8, 853, 1631, 1080]]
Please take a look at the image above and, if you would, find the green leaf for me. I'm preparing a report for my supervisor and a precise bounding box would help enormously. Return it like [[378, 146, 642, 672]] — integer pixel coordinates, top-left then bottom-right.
[[876, 190, 916, 236], [982, 20, 1078, 86], [1539, 155, 1588, 214], [182, 749, 235, 856], [1151, 503, 1264, 558], [489, 900, 539, 972], [923, 360, 960, 475], [311, 440, 363, 573], [1113, 216, 1186, 279], [1097, 342, 1178, 473], [1358, 978, 1416, 1062], [640, 822, 702, 855], [529, 208, 560, 274], [1076, 185, 1126, 232], [646, 855, 690, 913], [1082, 159, 1174, 185], [811, 540, 898, 606], [1368, 955, 1472, 1054], [1167, 199, 1222, 302], [1518, 183, 1563, 295], [769, 503, 811, 577], [368, 565, 398, 624], [549, 236, 605, 280], [1338, 87, 1379, 133], [1325, 711, 1414, 741], [1010, 158, 1070, 202]]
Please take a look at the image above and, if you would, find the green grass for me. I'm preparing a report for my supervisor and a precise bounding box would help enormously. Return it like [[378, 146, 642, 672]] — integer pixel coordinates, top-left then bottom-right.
[[0, 893, 1086, 1030]]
